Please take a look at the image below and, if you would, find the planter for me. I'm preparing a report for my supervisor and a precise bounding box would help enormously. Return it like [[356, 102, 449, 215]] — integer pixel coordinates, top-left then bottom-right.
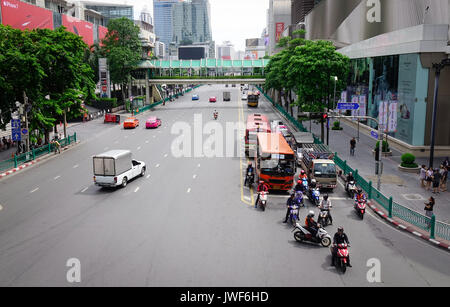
[[398, 165, 420, 174], [372, 150, 393, 157], [331, 127, 343, 131]]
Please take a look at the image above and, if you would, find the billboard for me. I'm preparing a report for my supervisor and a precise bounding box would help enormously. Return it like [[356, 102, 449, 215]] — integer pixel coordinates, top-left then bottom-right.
[[178, 47, 205, 60], [246, 38, 260, 48], [1, 0, 53, 30], [275, 22, 284, 43], [62, 15, 94, 46]]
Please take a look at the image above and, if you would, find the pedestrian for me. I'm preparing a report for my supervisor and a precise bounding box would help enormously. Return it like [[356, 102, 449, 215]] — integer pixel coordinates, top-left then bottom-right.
[[419, 165, 427, 187], [424, 197, 435, 228], [440, 166, 448, 192], [350, 137, 356, 156], [425, 168, 433, 191], [7, 137, 11, 149], [2, 136, 6, 150], [442, 157, 449, 168], [432, 169, 441, 194]]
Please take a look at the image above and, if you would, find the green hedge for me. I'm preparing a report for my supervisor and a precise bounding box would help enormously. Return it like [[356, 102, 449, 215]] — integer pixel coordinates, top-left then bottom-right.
[[401, 153, 418, 168]]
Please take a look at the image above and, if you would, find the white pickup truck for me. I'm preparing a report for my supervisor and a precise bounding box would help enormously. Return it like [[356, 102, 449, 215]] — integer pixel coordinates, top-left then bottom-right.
[[93, 150, 146, 188]]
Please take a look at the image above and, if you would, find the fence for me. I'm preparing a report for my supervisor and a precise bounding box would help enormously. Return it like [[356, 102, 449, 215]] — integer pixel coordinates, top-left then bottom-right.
[[0, 133, 77, 174], [257, 86, 450, 242]]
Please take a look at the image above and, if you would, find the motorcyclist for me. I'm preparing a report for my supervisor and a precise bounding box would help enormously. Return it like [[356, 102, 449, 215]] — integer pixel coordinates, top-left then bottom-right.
[[346, 172, 355, 189], [294, 179, 305, 193], [244, 162, 254, 186], [299, 170, 308, 181], [310, 179, 317, 189], [283, 193, 296, 223], [304, 211, 318, 237], [354, 188, 366, 203], [255, 180, 269, 208], [318, 194, 333, 225], [331, 227, 351, 267], [213, 110, 218, 119]]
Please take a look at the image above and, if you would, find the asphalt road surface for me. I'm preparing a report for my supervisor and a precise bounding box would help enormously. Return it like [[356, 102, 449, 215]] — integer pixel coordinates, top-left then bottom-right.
[[0, 85, 449, 286]]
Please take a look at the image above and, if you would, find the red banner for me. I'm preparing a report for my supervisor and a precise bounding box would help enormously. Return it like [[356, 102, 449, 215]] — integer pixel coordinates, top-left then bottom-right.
[[275, 22, 285, 43], [98, 25, 108, 45], [62, 15, 94, 46], [1, 0, 53, 30]]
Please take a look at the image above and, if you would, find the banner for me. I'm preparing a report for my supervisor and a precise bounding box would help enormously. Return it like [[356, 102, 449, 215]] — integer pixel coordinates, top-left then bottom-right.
[[358, 95, 367, 117], [62, 15, 94, 46], [379, 101, 388, 131], [1, 0, 53, 30], [351, 96, 359, 121], [388, 102, 398, 132], [275, 22, 284, 43]]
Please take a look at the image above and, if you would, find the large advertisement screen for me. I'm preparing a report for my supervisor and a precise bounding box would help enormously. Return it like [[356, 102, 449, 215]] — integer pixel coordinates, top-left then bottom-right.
[[1, 0, 53, 30], [178, 47, 205, 60], [275, 22, 284, 43], [62, 15, 94, 46]]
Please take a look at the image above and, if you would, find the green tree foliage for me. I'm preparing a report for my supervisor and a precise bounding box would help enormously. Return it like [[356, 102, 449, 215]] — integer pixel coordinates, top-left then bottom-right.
[[102, 18, 142, 101]]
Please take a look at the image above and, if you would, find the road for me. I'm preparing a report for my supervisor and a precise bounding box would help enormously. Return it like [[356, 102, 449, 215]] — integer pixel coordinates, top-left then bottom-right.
[[0, 85, 449, 286]]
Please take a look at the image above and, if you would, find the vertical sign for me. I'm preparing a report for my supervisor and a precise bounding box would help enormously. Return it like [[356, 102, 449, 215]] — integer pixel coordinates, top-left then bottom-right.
[[388, 102, 398, 132], [358, 95, 367, 117], [379, 101, 388, 131], [11, 119, 21, 141], [98, 58, 110, 98], [275, 23, 285, 43], [351, 96, 359, 121]]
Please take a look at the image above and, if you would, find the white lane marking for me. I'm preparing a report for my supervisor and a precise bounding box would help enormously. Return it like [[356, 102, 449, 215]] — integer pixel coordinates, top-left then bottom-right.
[[193, 174, 197, 179], [0, 205, 3, 211], [146, 174, 151, 179], [137, 146, 141, 150], [164, 154, 168, 158], [54, 175, 61, 180], [145, 140, 149, 144], [134, 187, 140, 193], [30, 188, 39, 193], [155, 164, 160, 168], [81, 187, 88, 193], [73, 164, 79, 169], [197, 164, 201, 168], [187, 188, 191, 193], [244, 196, 251, 201]]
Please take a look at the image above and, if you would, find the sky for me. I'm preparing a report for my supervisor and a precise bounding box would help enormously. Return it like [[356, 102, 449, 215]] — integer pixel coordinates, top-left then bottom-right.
[[89, 0, 269, 51]]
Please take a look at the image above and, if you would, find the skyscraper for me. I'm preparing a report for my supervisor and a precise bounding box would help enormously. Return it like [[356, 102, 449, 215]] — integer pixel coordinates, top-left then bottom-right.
[[153, 0, 180, 53], [172, 0, 212, 45]]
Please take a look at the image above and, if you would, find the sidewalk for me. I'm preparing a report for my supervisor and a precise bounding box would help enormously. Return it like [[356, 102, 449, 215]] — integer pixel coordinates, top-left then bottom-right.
[[308, 119, 450, 224]]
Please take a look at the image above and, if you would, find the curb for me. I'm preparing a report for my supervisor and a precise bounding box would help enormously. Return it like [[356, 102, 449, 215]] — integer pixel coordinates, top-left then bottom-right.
[[367, 201, 450, 252], [0, 142, 79, 180]]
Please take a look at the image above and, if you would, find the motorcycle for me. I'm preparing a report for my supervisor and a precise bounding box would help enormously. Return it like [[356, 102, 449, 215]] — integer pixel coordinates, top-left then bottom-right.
[[288, 205, 300, 225], [257, 191, 268, 211], [292, 223, 332, 247], [332, 243, 350, 274], [309, 187, 321, 206], [317, 209, 331, 227], [302, 178, 309, 191], [245, 170, 255, 188], [346, 180, 357, 199], [213, 112, 218, 120], [294, 190, 305, 208], [354, 199, 367, 219]]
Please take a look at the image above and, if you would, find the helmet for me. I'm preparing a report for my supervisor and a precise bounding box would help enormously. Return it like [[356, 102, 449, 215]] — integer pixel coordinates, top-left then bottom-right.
[[337, 226, 344, 232], [349, 172, 353, 176], [311, 179, 316, 184], [358, 189, 363, 194], [307, 210, 315, 217], [259, 181, 264, 184], [301, 170, 305, 175], [323, 194, 329, 200]]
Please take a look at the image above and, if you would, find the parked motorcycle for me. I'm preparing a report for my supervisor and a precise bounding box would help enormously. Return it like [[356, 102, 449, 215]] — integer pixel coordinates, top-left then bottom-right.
[[317, 209, 331, 227], [331, 243, 350, 274], [288, 205, 300, 225], [292, 223, 332, 247], [354, 199, 367, 219], [346, 180, 357, 199], [257, 191, 268, 211]]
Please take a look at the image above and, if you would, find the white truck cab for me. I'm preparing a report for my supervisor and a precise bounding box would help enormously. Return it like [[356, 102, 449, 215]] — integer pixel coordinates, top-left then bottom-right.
[[93, 150, 146, 188]]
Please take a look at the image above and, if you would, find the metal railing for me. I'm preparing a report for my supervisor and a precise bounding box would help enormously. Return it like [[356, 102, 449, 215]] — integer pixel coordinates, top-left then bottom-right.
[[258, 87, 450, 243], [0, 133, 77, 173]]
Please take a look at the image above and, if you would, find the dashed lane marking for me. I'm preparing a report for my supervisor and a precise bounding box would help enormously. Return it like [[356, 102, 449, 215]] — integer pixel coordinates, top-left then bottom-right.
[[0, 205, 3, 211], [54, 175, 61, 180], [193, 174, 197, 179], [146, 174, 151, 179], [155, 164, 160, 168], [81, 187, 88, 193], [187, 188, 191, 193], [134, 187, 140, 193], [73, 164, 79, 169], [30, 188, 39, 193]]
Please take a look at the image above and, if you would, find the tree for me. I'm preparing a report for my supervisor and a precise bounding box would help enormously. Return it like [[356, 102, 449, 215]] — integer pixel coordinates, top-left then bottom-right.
[[102, 18, 142, 102], [287, 40, 349, 141]]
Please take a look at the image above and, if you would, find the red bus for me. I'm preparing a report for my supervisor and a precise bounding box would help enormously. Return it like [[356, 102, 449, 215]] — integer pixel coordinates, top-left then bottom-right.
[[255, 132, 295, 191], [245, 114, 271, 157]]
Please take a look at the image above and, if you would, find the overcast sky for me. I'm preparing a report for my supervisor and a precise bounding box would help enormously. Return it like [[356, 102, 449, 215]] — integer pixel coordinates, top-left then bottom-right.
[[90, 0, 269, 51]]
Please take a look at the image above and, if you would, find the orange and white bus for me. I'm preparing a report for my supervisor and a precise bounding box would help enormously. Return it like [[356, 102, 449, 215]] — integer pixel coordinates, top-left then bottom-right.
[[255, 132, 295, 191], [245, 114, 271, 157], [247, 91, 260, 107]]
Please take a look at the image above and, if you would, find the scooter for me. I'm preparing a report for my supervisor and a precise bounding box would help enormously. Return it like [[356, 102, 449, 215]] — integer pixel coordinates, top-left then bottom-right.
[[346, 181, 357, 199], [292, 223, 332, 247], [309, 187, 321, 206], [213, 112, 218, 120], [257, 191, 268, 211], [288, 205, 300, 225], [331, 243, 350, 274], [354, 199, 367, 219], [245, 170, 255, 188], [294, 190, 305, 208], [317, 209, 331, 227], [302, 178, 309, 191]]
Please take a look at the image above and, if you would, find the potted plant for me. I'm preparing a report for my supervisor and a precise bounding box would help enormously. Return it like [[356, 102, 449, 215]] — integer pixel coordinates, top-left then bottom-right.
[[331, 120, 343, 131], [372, 140, 392, 157], [398, 153, 420, 173]]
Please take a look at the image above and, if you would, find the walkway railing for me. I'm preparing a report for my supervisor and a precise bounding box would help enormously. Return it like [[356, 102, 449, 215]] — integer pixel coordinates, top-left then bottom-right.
[[0, 133, 77, 173], [257, 86, 450, 242]]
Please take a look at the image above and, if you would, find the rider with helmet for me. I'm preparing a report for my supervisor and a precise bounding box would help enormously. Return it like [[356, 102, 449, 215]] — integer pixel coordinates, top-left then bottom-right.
[[255, 180, 269, 208], [354, 188, 366, 203], [299, 170, 308, 181], [305, 211, 319, 237], [318, 194, 333, 225], [331, 227, 352, 267], [346, 172, 355, 191], [244, 162, 254, 186], [283, 193, 296, 223], [310, 179, 317, 189]]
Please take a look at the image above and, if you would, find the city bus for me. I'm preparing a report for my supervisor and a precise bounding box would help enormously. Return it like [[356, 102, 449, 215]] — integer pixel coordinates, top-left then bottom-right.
[[247, 91, 260, 107], [255, 132, 295, 191], [245, 114, 271, 157]]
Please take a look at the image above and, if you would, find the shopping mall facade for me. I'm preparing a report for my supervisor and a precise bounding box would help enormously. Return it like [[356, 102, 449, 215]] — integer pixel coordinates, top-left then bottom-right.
[[304, 0, 450, 156]]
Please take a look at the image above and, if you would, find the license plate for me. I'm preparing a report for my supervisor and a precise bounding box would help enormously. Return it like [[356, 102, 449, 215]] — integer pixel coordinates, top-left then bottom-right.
[[273, 185, 281, 190]]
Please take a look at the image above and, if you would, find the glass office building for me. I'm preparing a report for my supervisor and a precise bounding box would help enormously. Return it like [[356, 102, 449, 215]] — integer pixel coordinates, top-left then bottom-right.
[[154, 0, 180, 54]]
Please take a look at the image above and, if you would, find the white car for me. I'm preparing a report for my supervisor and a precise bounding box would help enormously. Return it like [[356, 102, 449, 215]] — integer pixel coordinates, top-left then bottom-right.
[[241, 94, 248, 100]]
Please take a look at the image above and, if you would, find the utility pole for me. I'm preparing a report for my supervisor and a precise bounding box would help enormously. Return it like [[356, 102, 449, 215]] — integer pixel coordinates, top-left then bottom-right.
[[23, 91, 30, 153]]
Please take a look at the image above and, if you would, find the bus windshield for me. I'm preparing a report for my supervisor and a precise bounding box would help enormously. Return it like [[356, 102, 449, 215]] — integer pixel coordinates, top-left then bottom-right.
[[260, 154, 295, 176]]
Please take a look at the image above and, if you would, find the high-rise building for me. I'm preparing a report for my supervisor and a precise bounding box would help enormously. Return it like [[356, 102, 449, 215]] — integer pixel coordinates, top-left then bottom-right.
[[267, 0, 291, 55], [153, 0, 180, 53], [291, 0, 315, 24], [80, 1, 134, 23], [216, 41, 236, 60]]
